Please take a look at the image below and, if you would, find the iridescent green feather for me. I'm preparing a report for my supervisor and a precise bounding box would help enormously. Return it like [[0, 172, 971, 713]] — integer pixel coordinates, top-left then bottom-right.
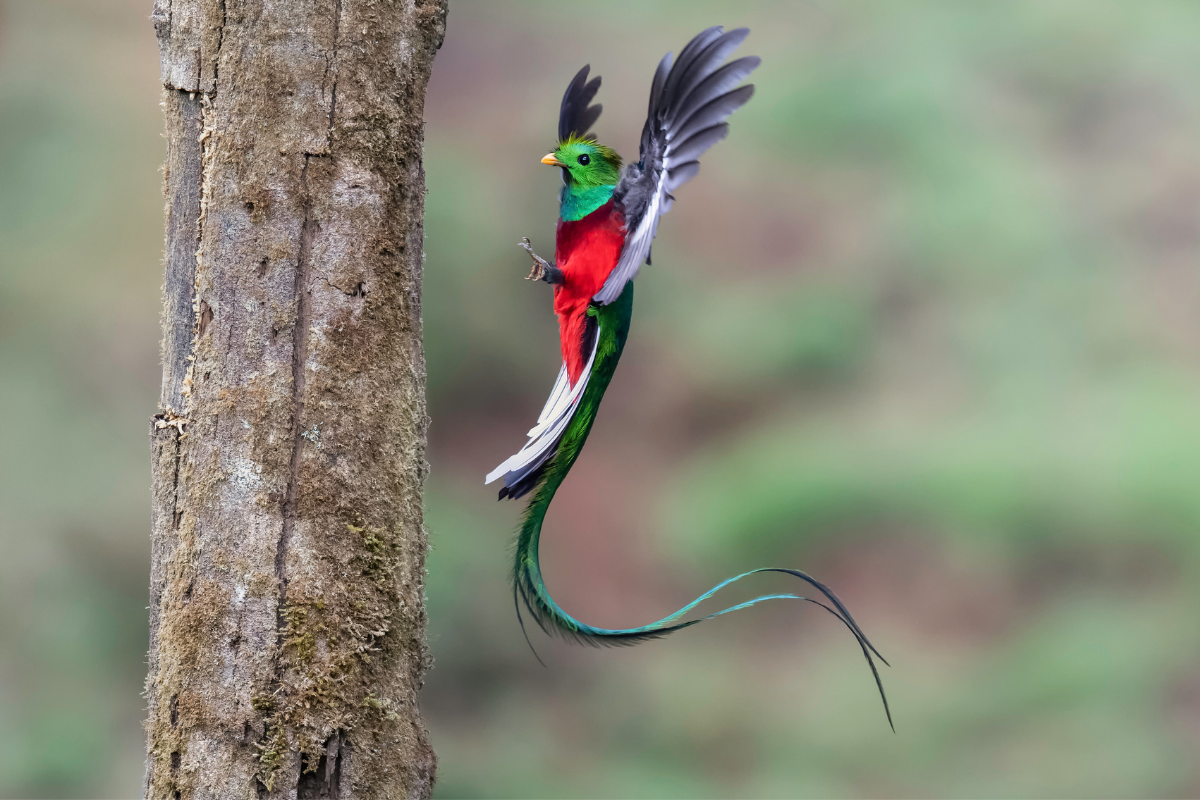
[[553, 136, 622, 221], [509, 289, 891, 728]]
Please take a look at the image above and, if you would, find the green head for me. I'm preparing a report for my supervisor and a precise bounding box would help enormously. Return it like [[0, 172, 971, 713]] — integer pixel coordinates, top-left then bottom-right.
[[541, 134, 622, 188]]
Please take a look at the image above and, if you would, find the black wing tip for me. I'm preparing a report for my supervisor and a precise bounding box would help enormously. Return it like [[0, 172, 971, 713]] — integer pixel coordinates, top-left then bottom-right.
[[498, 476, 535, 502], [497, 450, 558, 501]]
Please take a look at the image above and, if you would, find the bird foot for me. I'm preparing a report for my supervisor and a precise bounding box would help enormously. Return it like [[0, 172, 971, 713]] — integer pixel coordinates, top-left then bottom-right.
[[520, 237, 551, 281]]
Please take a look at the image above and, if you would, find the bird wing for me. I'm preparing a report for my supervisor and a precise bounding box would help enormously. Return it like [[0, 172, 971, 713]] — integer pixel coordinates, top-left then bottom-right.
[[486, 325, 601, 500], [594, 27, 759, 305], [559, 64, 603, 142]]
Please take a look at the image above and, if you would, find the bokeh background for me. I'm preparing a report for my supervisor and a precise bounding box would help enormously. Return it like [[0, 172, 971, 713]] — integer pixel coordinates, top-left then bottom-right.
[[3, 0, 1200, 796]]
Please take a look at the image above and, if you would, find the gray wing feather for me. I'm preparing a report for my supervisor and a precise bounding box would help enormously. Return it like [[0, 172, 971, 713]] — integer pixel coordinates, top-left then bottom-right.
[[672, 57, 761, 130], [595, 27, 759, 305], [668, 123, 732, 166], [665, 29, 751, 125], [672, 85, 755, 148], [660, 26, 725, 102], [665, 161, 700, 194], [645, 53, 673, 130]]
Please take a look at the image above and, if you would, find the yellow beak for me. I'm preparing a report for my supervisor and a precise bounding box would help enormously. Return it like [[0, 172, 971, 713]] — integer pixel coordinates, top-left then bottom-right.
[[541, 153, 564, 167]]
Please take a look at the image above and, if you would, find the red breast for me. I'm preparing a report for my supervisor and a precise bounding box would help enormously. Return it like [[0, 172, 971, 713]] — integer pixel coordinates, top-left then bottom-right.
[[553, 199, 626, 385]]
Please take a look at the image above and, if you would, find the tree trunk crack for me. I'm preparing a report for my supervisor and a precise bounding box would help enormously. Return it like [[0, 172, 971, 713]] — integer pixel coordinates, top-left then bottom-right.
[[212, 0, 227, 93], [183, 95, 217, 413], [323, 0, 343, 150], [277, 154, 319, 600], [171, 429, 183, 529]]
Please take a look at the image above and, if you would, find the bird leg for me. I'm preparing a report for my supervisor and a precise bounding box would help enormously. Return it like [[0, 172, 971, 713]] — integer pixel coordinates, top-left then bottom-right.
[[520, 238, 563, 284]]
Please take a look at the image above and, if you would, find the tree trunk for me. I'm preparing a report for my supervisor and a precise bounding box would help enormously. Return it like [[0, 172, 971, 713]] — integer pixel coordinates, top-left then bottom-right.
[[145, 1, 447, 797]]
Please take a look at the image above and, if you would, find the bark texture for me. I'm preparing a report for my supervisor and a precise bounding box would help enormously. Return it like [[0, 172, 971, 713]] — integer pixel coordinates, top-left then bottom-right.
[[146, 1, 447, 797]]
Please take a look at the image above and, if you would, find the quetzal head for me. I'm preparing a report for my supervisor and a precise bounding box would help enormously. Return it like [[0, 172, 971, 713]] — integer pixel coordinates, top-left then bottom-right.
[[542, 135, 622, 188]]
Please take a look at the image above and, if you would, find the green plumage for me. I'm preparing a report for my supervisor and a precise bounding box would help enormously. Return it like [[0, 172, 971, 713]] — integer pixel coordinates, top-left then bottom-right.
[[513, 283, 635, 641], [554, 137, 622, 222], [558, 184, 615, 223]]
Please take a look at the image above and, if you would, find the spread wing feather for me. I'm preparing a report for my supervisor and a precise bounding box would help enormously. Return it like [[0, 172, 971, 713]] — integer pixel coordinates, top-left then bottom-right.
[[664, 29, 750, 125], [671, 56, 760, 129], [594, 28, 759, 305]]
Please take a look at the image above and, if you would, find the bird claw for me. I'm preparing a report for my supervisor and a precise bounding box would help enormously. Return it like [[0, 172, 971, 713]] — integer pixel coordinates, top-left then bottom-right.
[[519, 237, 549, 281]]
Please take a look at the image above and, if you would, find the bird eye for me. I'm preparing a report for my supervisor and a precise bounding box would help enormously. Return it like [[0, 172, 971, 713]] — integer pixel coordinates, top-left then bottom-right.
[[577, 154, 590, 165]]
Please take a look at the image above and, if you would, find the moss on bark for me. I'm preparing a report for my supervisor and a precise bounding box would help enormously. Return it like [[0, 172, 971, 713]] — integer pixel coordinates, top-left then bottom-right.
[[146, 1, 447, 797]]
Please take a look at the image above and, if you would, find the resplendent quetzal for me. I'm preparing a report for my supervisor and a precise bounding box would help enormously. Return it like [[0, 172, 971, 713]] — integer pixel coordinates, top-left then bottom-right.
[[486, 26, 892, 728]]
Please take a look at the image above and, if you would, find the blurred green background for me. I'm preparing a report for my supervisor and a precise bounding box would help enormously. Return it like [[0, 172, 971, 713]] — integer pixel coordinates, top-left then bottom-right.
[[3, 0, 1200, 796]]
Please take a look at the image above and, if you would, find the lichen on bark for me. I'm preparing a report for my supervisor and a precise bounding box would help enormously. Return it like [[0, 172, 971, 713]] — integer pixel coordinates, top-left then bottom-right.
[[146, 1, 448, 798]]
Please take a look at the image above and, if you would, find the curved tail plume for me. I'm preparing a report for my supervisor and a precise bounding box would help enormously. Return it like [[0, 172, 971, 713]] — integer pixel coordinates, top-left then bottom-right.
[[495, 284, 893, 730], [512, 484, 894, 731]]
